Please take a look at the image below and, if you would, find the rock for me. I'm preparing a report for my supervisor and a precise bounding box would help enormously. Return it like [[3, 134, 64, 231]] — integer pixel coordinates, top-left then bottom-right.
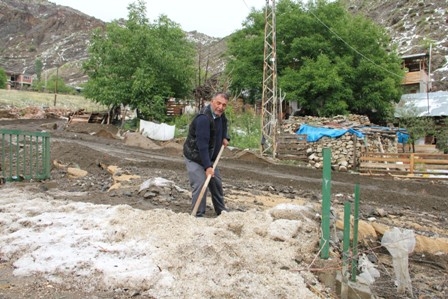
[[143, 191, 157, 198], [268, 203, 315, 221], [339, 160, 348, 167], [67, 167, 88, 178], [268, 219, 301, 241], [374, 208, 388, 217], [338, 166, 348, 172]]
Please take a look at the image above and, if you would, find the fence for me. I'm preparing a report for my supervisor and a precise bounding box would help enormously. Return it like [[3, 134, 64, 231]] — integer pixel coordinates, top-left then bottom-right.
[[359, 152, 448, 179], [276, 133, 308, 161], [0, 129, 51, 182]]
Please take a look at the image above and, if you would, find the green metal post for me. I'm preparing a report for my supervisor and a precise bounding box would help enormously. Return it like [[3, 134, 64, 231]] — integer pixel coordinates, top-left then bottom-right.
[[351, 184, 360, 282], [29, 135, 33, 178], [1, 132, 5, 178], [35, 136, 39, 176], [22, 134, 26, 176], [8, 133, 13, 178], [43, 134, 51, 179], [320, 147, 332, 259], [15, 134, 19, 177]]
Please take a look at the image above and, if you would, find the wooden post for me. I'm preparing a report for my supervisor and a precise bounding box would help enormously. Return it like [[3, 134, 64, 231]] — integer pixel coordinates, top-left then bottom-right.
[[53, 66, 59, 106], [409, 153, 415, 175], [353, 134, 358, 170]]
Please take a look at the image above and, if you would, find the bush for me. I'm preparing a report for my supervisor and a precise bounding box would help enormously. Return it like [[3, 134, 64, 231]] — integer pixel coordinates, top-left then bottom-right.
[[171, 108, 261, 150], [122, 117, 139, 132], [226, 107, 261, 150], [170, 113, 194, 138]]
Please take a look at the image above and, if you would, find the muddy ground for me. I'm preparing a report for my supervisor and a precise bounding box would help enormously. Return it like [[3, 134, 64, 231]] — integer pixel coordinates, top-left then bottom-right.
[[0, 117, 447, 298]]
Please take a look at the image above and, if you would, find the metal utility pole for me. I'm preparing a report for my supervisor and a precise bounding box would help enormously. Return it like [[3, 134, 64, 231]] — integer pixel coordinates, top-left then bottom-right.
[[260, 0, 279, 158]]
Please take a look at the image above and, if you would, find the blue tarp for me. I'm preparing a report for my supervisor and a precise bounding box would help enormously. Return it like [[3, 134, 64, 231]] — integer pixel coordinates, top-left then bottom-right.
[[296, 124, 364, 142], [296, 124, 409, 144], [397, 131, 410, 144]]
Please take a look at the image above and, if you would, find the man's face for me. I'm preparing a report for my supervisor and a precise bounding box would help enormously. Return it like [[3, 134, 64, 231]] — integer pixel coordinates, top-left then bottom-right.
[[210, 95, 228, 117]]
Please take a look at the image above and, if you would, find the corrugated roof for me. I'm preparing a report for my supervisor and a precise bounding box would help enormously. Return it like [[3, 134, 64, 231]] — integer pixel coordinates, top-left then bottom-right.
[[401, 53, 429, 59], [395, 91, 448, 117]]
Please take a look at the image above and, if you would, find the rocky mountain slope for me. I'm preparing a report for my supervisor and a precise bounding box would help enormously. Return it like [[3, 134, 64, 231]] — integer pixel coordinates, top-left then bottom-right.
[[0, 0, 105, 86], [0, 0, 223, 88], [0, 0, 447, 90], [343, 0, 448, 91]]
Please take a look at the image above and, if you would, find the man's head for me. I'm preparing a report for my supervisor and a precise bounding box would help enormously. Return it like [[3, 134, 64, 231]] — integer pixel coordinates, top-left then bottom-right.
[[210, 92, 229, 117]]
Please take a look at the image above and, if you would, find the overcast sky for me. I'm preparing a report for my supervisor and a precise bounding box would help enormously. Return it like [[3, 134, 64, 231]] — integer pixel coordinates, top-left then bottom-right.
[[51, 0, 268, 38]]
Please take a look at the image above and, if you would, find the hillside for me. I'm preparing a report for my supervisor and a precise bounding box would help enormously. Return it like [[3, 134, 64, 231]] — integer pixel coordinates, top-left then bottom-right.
[[342, 0, 448, 91], [0, 0, 105, 86], [0, 0, 447, 90], [0, 0, 224, 88]]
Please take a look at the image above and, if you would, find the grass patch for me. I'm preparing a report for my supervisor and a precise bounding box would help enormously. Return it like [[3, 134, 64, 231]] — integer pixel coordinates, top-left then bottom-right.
[[0, 89, 264, 151], [0, 89, 106, 112]]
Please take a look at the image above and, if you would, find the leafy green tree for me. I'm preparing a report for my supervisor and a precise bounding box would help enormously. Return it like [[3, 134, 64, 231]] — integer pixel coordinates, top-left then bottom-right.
[[31, 79, 44, 92], [32, 75, 73, 94], [394, 103, 434, 152], [225, 8, 265, 101], [0, 67, 6, 89], [35, 58, 43, 81], [435, 127, 448, 154], [395, 103, 448, 153], [82, 0, 196, 122], [225, 0, 404, 123], [45, 75, 73, 94]]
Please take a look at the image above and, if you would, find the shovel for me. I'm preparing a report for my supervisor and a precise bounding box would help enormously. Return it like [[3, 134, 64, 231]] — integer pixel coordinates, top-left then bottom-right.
[[191, 145, 225, 216]]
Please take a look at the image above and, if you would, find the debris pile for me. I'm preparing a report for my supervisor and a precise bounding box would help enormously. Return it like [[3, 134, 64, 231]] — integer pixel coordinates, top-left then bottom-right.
[[138, 177, 190, 206]]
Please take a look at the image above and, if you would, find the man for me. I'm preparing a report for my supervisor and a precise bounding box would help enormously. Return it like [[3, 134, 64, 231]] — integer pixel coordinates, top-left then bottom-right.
[[183, 92, 230, 217]]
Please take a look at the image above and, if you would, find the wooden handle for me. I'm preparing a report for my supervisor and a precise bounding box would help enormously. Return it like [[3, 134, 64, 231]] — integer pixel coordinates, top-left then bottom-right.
[[190, 145, 225, 216]]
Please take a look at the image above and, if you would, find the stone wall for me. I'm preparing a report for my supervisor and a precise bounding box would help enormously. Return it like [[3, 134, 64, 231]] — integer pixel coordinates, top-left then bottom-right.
[[305, 132, 398, 171], [280, 115, 400, 171]]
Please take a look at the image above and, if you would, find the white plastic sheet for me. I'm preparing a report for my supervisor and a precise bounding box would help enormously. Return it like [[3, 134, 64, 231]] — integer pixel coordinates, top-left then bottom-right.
[[139, 119, 175, 141], [381, 227, 415, 296], [357, 254, 380, 285]]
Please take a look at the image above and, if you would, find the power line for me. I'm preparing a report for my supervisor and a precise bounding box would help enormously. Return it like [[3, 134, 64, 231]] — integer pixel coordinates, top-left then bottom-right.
[[241, 0, 250, 10], [309, 10, 403, 79]]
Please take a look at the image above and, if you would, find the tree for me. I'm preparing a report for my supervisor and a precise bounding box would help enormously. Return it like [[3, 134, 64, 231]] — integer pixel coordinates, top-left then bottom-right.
[[435, 126, 448, 154], [0, 67, 6, 89], [82, 0, 196, 122], [394, 103, 434, 153], [45, 75, 73, 95], [35, 58, 43, 82], [31, 73, 72, 94], [225, 0, 404, 123]]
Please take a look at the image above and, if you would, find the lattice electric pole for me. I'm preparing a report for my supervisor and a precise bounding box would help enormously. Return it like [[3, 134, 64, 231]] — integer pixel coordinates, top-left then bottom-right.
[[260, 0, 279, 158]]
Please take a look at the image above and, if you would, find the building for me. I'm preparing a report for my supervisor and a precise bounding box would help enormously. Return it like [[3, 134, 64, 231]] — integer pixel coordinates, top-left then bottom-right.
[[5, 71, 33, 89], [395, 91, 448, 152], [401, 52, 431, 94]]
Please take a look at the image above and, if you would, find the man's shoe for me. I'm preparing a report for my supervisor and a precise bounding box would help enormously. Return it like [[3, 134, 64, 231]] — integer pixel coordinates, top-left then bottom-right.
[[217, 209, 229, 216]]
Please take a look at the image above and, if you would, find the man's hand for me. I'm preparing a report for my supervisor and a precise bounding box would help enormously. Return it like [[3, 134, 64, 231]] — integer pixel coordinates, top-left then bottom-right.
[[205, 167, 214, 177], [222, 138, 229, 147]]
